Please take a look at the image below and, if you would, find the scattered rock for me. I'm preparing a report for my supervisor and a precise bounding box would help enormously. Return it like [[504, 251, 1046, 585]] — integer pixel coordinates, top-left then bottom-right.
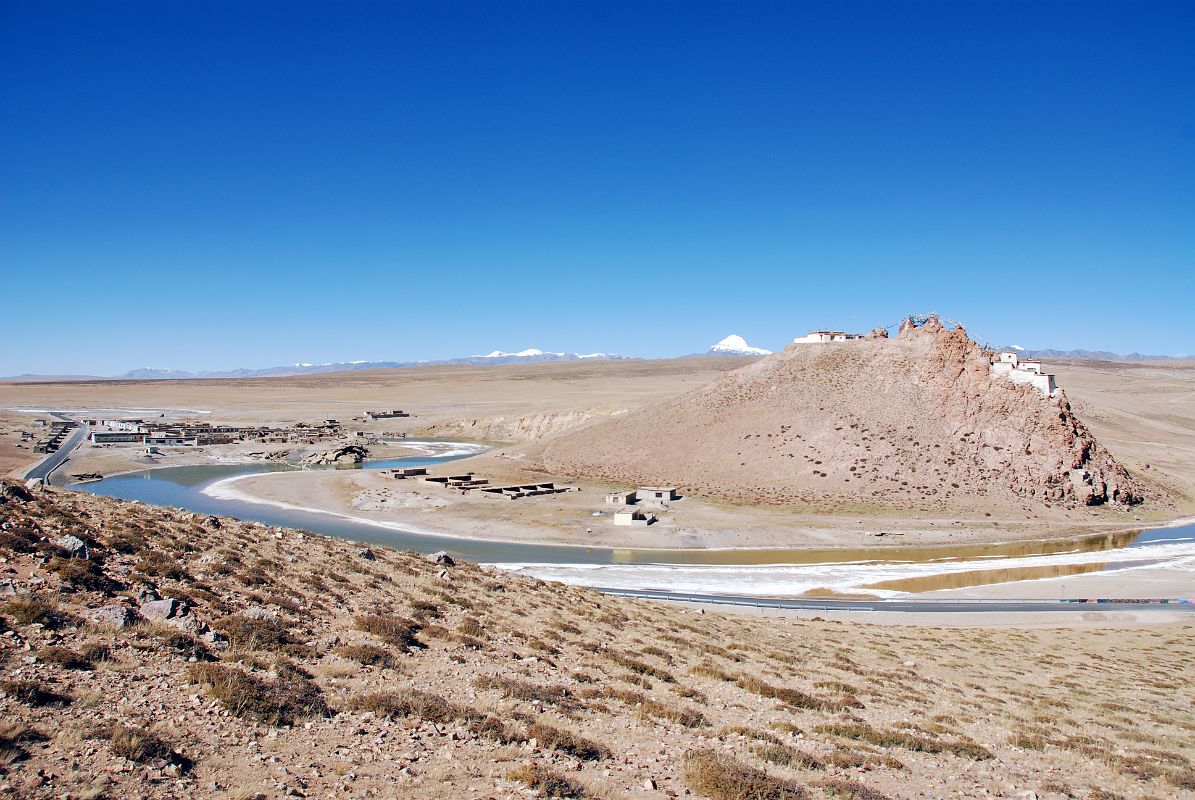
[[202, 630, 229, 650], [140, 598, 180, 621], [2, 483, 34, 503], [243, 606, 279, 622], [357, 548, 376, 561], [92, 604, 138, 628], [300, 445, 369, 466], [425, 551, 455, 566], [52, 534, 88, 557]]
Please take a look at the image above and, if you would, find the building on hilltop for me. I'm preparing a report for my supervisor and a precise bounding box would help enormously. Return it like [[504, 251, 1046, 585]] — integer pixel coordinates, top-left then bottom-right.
[[791, 330, 864, 344], [990, 351, 1057, 397]]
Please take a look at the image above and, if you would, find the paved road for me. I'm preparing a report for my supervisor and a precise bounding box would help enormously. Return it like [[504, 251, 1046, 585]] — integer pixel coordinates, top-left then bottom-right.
[[24, 413, 88, 483], [597, 587, 1195, 613]]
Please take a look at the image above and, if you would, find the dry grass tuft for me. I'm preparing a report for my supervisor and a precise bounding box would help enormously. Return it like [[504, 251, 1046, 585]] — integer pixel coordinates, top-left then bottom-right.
[[0, 721, 46, 772], [187, 661, 329, 725], [475, 675, 578, 710], [507, 763, 588, 798], [457, 616, 485, 638], [37, 645, 94, 670], [332, 643, 398, 667], [46, 556, 121, 593], [814, 777, 893, 800], [527, 722, 610, 761], [348, 689, 461, 723], [1, 678, 72, 707], [2, 595, 66, 628], [682, 749, 806, 799], [754, 743, 825, 770], [134, 550, 189, 580], [216, 614, 296, 653], [108, 724, 192, 771], [737, 675, 850, 712], [354, 614, 424, 648], [815, 722, 992, 760]]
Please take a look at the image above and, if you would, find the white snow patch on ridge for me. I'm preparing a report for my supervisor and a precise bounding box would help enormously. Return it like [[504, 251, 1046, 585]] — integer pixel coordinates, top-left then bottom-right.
[[475, 348, 566, 358]]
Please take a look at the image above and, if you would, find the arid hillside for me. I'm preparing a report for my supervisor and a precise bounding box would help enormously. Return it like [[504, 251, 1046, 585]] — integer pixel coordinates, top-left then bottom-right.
[[2, 481, 1194, 800], [526, 325, 1145, 514]]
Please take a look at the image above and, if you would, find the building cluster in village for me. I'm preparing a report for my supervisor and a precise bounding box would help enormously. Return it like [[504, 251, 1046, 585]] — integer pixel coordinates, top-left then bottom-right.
[[86, 418, 348, 448], [604, 486, 681, 526], [29, 419, 78, 454], [385, 467, 573, 500]]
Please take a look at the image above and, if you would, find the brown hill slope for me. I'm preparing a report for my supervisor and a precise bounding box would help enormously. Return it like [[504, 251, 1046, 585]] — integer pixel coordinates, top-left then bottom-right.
[[0, 482, 1193, 799], [526, 325, 1142, 512]]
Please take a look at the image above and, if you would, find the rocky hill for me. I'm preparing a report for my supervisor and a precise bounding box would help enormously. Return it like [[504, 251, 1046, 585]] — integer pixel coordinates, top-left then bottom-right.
[[526, 323, 1143, 513], [1, 481, 1193, 799]]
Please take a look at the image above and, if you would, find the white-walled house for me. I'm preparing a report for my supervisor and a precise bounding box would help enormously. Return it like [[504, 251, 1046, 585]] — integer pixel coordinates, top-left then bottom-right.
[[792, 330, 864, 344]]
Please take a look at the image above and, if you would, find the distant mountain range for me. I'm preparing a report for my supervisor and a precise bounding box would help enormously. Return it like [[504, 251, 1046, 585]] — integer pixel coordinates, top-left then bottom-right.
[[3, 340, 1190, 382], [3, 350, 637, 382], [1009, 347, 1192, 362]]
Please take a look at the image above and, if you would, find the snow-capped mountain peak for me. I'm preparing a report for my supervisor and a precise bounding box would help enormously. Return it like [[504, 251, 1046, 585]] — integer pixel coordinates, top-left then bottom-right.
[[473, 348, 566, 359], [709, 334, 772, 356]]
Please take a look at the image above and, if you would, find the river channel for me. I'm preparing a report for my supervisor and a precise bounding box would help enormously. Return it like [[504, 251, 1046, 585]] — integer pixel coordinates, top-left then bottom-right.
[[71, 447, 1195, 597]]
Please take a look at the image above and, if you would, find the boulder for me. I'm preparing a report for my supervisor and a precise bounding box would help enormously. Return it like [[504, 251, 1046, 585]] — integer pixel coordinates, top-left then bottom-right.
[[357, 547, 376, 561], [865, 327, 889, 340], [425, 551, 455, 566], [166, 612, 202, 634], [92, 605, 138, 628], [53, 534, 89, 558], [2, 483, 34, 503], [140, 598, 180, 621], [202, 629, 229, 651], [242, 606, 279, 622], [300, 445, 369, 466]]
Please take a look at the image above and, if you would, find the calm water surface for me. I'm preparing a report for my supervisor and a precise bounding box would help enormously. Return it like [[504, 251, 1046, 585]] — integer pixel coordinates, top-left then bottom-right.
[[72, 454, 1195, 594]]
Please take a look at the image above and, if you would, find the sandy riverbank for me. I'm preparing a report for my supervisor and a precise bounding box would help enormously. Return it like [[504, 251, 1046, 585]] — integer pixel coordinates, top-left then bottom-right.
[[200, 464, 1195, 599], [209, 464, 1181, 552]]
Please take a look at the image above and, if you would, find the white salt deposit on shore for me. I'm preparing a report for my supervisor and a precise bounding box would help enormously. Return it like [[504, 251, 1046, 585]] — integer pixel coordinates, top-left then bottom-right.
[[494, 536, 1195, 598]]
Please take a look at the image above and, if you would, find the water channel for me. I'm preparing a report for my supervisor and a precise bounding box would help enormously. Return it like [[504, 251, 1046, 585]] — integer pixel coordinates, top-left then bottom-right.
[[72, 448, 1195, 597]]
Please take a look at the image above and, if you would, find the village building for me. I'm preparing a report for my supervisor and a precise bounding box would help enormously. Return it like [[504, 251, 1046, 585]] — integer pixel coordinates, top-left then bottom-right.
[[791, 330, 864, 344], [143, 434, 197, 446], [637, 487, 680, 506], [604, 491, 638, 505], [387, 467, 429, 479], [613, 508, 657, 527], [364, 410, 410, 420], [90, 431, 143, 444]]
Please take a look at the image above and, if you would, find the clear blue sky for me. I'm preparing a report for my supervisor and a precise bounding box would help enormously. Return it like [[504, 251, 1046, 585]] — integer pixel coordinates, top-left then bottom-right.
[[2, 1, 1192, 375]]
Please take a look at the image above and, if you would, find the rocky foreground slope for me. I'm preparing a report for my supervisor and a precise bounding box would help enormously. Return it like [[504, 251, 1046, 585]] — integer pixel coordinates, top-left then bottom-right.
[[527, 324, 1143, 514], [1, 481, 1192, 800]]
